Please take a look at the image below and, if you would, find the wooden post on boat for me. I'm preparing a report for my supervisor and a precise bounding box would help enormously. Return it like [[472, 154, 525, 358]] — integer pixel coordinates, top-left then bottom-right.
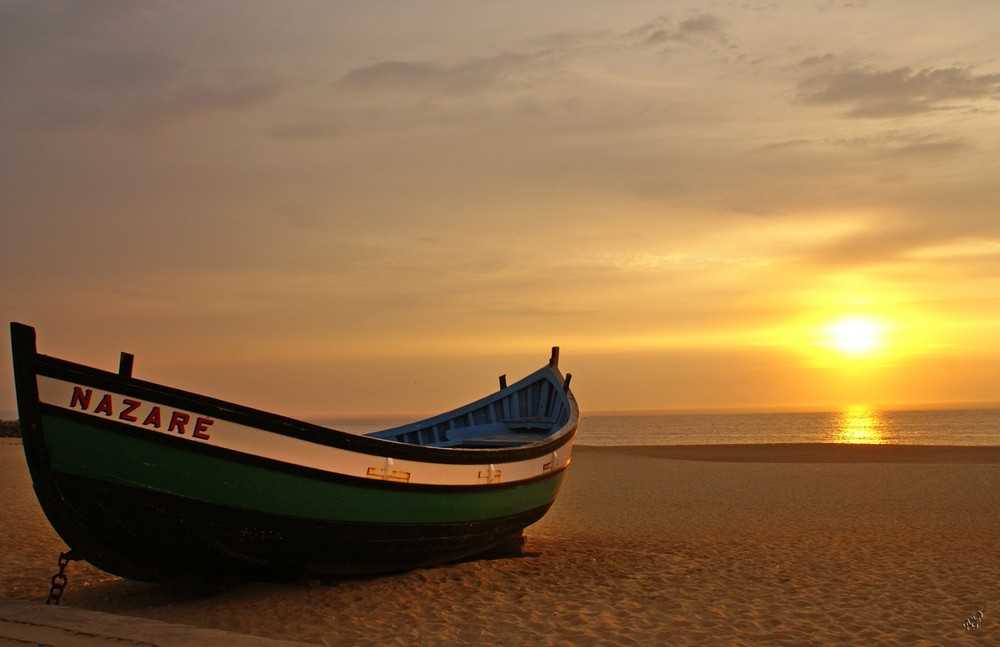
[[549, 346, 560, 367], [119, 352, 134, 377]]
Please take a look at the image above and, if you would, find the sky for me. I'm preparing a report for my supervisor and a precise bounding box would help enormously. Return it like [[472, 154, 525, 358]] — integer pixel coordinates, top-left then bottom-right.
[[2, 0, 1000, 419]]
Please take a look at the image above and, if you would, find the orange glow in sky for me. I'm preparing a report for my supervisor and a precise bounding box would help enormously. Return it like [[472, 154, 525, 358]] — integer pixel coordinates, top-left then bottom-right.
[[2, 2, 1000, 417]]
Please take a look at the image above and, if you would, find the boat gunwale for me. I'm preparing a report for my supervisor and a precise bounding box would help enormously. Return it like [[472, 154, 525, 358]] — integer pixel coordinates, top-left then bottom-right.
[[37, 402, 571, 494]]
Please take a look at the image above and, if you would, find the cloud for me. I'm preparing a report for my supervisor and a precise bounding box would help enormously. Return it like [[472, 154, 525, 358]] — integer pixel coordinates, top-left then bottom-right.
[[877, 137, 971, 159], [802, 225, 938, 267], [0, 2, 280, 132], [798, 65, 1000, 118], [18, 59, 279, 132], [673, 14, 728, 43], [832, 130, 973, 159], [794, 187, 1000, 270], [799, 53, 836, 68], [630, 13, 730, 49], [327, 12, 741, 141], [339, 52, 545, 95]]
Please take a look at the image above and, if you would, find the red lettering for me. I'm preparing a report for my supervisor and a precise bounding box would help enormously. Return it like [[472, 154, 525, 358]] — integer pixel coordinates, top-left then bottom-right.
[[119, 398, 142, 423], [192, 417, 214, 440], [142, 407, 162, 428], [69, 387, 93, 410], [93, 394, 114, 416], [168, 411, 190, 435]]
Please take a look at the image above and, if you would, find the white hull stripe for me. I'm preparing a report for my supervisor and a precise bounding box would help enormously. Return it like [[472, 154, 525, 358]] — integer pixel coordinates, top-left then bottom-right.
[[36, 376, 572, 487]]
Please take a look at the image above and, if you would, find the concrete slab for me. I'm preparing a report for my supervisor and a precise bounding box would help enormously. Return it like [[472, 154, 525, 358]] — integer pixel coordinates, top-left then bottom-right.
[[0, 598, 313, 646]]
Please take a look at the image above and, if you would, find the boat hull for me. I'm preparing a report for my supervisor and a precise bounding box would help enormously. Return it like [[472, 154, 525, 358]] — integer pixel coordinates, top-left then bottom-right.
[[10, 323, 577, 581], [41, 471, 558, 581]]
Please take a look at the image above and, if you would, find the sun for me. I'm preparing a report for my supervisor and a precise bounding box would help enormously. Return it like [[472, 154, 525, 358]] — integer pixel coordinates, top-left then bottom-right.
[[827, 317, 885, 355]]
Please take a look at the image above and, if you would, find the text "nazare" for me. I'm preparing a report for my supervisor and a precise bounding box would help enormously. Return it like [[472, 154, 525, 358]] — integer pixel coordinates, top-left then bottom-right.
[[68, 386, 214, 440]]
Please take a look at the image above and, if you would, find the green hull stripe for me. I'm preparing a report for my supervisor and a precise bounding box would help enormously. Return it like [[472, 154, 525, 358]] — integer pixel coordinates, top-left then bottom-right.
[[41, 415, 563, 524]]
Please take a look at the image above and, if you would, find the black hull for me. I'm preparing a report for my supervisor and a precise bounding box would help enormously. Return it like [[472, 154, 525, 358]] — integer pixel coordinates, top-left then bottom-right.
[[45, 473, 550, 582]]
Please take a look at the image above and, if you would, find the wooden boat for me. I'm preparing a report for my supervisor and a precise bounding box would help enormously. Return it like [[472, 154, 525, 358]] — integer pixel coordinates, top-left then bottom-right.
[[9, 323, 577, 582]]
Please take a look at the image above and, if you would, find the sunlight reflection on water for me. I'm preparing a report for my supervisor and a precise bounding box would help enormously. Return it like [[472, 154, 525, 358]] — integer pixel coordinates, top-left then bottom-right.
[[832, 404, 890, 444]]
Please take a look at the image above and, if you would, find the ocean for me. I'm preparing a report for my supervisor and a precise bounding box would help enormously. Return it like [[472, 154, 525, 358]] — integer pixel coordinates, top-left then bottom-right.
[[316, 405, 1000, 446]]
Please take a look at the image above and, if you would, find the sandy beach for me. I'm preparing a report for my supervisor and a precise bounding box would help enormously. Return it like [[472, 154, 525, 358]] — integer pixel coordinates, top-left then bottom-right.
[[2, 440, 997, 645]]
